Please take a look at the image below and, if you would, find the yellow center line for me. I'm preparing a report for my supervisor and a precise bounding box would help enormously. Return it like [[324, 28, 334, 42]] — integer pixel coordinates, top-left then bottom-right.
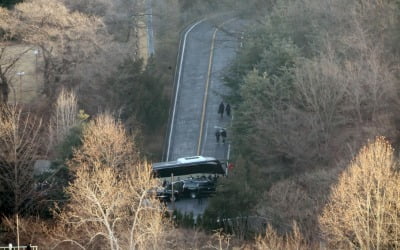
[[197, 19, 236, 155], [197, 27, 218, 155]]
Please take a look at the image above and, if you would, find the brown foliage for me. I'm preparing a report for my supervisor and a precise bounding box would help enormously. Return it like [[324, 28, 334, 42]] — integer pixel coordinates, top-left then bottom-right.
[[68, 113, 138, 172], [53, 113, 167, 250], [254, 222, 312, 250], [255, 166, 341, 241], [319, 137, 400, 249], [6, 0, 109, 99], [1, 216, 54, 248]]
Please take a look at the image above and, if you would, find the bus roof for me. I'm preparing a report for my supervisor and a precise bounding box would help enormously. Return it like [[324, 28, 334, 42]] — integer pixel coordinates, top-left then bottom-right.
[[152, 156, 225, 178]]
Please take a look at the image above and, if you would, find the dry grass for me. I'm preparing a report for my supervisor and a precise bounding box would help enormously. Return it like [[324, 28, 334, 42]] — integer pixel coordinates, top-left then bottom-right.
[[254, 222, 314, 250], [3, 44, 43, 104]]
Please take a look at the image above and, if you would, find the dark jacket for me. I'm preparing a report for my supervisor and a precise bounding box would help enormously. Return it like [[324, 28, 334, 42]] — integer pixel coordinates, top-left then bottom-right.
[[220, 129, 227, 138], [218, 102, 225, 114], [225, 104, 231, 116]]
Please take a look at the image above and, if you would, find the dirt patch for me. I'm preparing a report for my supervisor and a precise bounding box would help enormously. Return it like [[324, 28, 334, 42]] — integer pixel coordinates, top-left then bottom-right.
[[3, 44, 43, 104]]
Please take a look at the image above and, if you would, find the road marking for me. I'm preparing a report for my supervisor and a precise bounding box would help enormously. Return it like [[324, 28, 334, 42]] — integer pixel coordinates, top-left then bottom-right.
[[166, 19, 205, 161], [202, 120, 209, 154], [227, 143, 231, 161], [225, 110, 234, 169], [197, 27, 218, 155], [197, 19, 236, 156]]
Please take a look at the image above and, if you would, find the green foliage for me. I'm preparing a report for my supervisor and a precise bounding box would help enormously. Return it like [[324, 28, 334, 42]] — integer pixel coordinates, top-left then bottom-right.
[[108, 57, 168, 132], [204, 157, 260, 225], [173, 210, 219, 231], [224, 22, 300, 105], [178, 0, 222, 12], [173, 210, 195, 228], [0, 0, 23, 8], [229, 38, 299, 165], [56, 125, 84, 161], [178, 0, 275, 17], [37, 125, 84, 217], [220, 0, 400, 240]]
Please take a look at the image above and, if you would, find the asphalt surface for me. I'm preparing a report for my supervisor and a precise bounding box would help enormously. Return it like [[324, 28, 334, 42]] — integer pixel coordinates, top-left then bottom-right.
[[167, 17, 244, 162], [165, 17, 247, 216]]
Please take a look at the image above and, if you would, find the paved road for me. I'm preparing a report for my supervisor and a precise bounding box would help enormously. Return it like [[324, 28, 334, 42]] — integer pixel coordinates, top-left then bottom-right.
[[167, 17, 245, 163], [165, 17, 247, 216]]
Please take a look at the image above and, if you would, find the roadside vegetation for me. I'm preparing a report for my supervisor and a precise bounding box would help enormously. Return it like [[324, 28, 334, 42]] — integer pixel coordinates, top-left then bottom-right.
[[205, 0, 400, 247], [1, 0, 400, 249]]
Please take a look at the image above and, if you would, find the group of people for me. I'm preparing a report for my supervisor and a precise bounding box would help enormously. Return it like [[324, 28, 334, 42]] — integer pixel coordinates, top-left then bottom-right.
[[218, 101, 231, 118], [215, 128, 227, 143], [215, 101, 230, 144]]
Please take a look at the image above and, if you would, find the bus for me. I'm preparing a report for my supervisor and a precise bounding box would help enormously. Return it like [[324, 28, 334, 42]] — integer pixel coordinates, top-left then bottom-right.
[[152, 156, 226, 199], [152, 156, 225, 178]]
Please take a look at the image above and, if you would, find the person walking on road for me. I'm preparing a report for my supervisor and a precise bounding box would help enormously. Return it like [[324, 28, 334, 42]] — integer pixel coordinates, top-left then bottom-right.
[[225, 103, 231, 117], [220, 128, 227, 143], [215, 130, 220, 143], [218, 101, 225, 118]]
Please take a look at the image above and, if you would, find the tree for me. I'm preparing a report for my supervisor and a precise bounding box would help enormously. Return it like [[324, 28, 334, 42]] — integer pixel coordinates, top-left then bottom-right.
[[205, 157, 260, 238], [0, 0, 22, 8], [53, 113, 167, 249], [8, 0, 109, 99], [319, 137, 400, 249], [254, 222, 310, 250], [49, 89, 78, 148], [0, 46, 30, 104], [107, 58, 168, 132], [221, 0, 400, 240], [230, 38, 301, 166], [0, 105, 43, 247], [0, 105, 42, 215]]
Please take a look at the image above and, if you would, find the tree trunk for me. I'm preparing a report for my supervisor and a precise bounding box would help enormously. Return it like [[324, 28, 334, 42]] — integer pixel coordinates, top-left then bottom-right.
[[0, 73, 9, 104]]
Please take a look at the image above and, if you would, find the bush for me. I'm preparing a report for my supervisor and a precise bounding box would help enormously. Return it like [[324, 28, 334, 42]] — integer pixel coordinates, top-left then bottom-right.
[[0, 0, 23, 8]]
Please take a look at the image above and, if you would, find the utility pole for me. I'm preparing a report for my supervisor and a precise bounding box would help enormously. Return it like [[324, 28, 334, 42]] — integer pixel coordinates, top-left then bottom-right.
[[171, 173, 175, 211], [33, 49, 39, 83], [16, 71, 25, 103], [16, 213, 20, 249]]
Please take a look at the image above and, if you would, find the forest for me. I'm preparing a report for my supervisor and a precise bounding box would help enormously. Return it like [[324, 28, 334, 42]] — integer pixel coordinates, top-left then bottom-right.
[[1, 0, 400, 249]]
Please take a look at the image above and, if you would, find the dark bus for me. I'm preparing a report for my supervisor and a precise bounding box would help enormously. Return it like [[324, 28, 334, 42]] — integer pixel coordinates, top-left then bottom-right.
[[152, 156, 225, 178]]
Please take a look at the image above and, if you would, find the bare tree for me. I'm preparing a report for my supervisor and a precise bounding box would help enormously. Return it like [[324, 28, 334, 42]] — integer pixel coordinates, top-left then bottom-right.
[[10, 0, 109, 99], [0, 105, 42, 214], [0, 105, 42, 247], [53, 113, 167, 250], [0, 47, 31, 104], [0, 7, 30, 104], [319, 137, 400, 249], [49, 88, 78, 148]]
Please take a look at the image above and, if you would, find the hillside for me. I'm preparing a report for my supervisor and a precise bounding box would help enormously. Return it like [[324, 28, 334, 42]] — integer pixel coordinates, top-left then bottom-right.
[[1, 0, 400, 249]]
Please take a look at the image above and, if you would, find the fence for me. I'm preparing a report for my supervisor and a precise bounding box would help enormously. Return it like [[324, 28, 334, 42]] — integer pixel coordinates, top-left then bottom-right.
[[0, 246, 38, 250]]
